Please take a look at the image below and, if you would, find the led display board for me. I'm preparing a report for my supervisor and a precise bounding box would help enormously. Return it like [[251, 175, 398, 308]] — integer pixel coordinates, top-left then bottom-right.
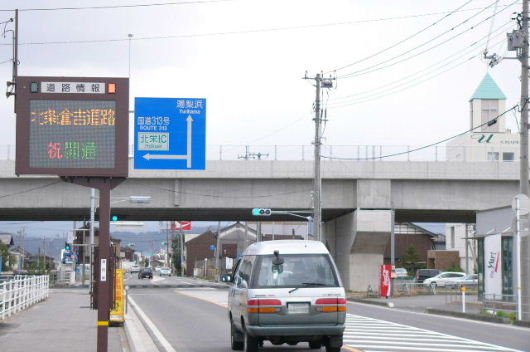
[[15, 76, 129, 177]]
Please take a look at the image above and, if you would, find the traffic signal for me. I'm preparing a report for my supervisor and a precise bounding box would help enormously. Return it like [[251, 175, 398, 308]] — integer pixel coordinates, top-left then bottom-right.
[[64, 242, 71, 251], [112, 215, 119, 222], [252, 208, 272, 216]]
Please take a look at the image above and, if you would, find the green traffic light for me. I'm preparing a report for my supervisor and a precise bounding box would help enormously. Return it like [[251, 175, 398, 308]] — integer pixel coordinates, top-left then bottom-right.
[[112, 215, 118, 222]]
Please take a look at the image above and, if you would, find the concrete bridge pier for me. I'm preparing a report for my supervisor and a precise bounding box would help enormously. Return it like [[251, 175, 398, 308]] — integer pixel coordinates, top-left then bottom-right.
[[324, 209, 392, 293]]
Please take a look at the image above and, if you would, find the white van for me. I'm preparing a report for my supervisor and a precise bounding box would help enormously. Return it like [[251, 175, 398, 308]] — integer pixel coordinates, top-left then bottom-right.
[[224, 240, 346, 352]]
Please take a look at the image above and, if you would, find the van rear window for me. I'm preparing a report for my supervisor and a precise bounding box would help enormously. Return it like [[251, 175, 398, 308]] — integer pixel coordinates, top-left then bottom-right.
[[251, 254, 339, 289]]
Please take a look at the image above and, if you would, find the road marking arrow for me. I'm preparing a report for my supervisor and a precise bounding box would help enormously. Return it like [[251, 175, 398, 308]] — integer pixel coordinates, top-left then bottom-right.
[[142, 153, 188, 160], [142, 115, 194, 167]]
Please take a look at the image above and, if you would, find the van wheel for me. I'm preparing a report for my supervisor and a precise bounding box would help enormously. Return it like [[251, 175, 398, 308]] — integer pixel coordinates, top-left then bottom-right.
[[244, 330, 259, 352], [231, 322, 243, 350], [309, 341, 322, 349], [325, 347, 341, 352]]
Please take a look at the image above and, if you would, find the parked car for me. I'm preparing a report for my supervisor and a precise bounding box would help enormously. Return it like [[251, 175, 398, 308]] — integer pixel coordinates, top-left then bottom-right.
[[224, 240, 346, 352], [423, 272, 466, 288], [159, 267, 171, 276], [455, 273, 478, 287], [138, 267, 153, 279], [415, 269, 441, 283], [394, 267, 408, 278]]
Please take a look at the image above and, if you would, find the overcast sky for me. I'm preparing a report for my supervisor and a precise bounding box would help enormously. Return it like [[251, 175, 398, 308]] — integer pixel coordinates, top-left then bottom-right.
[[0, 1, 523, 237], [0, 0, 524, 152]]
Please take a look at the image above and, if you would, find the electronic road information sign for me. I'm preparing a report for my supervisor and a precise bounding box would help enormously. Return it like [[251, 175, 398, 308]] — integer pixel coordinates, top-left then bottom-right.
[[134, 97, 206, 170], [15, 76, 129, 177]]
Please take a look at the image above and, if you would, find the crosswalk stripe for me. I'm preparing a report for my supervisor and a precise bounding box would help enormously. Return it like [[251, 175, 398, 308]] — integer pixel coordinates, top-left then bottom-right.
[[343, 314, 522, 352]]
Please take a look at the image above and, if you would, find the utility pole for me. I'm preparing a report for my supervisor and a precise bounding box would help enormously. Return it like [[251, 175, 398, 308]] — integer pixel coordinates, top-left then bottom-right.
[[304, 72, 334, 242], [19, 227, 25, 271], [488, 0, 530, 322], [519, 0, 530, 322], [215, 221, 221, 280], [520, 0, 529, 197], [180, 227, 185, 276], [166, 221, 170, 268]]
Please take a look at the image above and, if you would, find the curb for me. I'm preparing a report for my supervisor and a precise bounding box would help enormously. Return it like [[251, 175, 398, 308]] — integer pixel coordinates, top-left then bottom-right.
[[124, 297, 161, 352], [347, 298, 391, 307], [425, 308, 512, 324], [349, 298, 530, 328]]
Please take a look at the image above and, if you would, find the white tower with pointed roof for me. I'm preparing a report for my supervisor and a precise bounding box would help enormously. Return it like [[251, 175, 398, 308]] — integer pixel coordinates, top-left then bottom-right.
[[447, 73, 518, 162], [469, 73, 507, 133]]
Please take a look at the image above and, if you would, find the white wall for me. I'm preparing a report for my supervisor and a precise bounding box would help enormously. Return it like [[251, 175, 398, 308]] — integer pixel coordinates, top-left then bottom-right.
[[445, 223, 476, 273]]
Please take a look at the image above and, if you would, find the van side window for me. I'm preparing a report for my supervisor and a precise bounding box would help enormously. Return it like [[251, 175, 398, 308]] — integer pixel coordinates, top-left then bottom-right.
[[236, 256, 255, 286]]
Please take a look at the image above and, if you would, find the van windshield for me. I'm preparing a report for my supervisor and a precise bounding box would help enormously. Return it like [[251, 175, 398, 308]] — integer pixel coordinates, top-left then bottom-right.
[[252, 254, 339, 289]]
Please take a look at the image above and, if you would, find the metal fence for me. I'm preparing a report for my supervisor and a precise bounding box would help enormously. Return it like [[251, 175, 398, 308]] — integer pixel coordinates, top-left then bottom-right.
[[0, 275, 49, 321], [0, 144, 520, 162]]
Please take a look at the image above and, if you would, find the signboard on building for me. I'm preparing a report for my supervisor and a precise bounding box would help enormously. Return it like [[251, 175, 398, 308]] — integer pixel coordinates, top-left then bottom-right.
[[171, 221, 192, 231], [134, 97, 206, 170], [15, 76, 129, 177]]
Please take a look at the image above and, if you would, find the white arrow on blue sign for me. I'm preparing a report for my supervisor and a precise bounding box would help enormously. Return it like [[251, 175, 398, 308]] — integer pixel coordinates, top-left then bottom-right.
[[134, 97, 206, 170]]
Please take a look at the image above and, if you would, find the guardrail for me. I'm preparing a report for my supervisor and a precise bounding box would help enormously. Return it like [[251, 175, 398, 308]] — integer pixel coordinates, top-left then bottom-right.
[[392, 280, 479, 296], [0, 275, 49, 321]]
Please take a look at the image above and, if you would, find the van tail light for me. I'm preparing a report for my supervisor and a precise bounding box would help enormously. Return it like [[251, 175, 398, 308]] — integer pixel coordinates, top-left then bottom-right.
[[315, 298, 347, 312], [247, 299, 282, 313]]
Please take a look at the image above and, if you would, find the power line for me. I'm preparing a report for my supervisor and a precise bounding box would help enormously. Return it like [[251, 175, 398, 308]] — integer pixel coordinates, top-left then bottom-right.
[[0, 180, 62, 200], [336, 0, 517, 80], [243, 114, 309, 144], [328, 23, 511, 107], [322, 104, 519, 161], [0, 3, 518, 47], [325, 0, 476, 74], [330, 23, 509, 102], [0, 0, 235, 12]]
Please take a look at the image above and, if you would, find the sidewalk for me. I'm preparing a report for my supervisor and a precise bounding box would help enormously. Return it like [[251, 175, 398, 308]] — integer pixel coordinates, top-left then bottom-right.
[[0, 288, 127, 352], [348, 292, 530, 326], [352, 293, 483, 314]]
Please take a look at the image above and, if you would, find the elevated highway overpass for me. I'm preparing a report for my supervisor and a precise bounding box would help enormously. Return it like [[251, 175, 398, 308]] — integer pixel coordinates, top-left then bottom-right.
[[0, 159, 522, 291]]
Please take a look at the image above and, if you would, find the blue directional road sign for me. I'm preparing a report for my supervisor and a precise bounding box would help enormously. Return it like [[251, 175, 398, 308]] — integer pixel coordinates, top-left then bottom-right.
[[134, 97, 206, 170]]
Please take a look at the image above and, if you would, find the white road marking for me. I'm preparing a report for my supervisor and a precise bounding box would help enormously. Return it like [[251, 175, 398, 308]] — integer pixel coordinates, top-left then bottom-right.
[[175, 288, 228, 308], [344, 314, 522, 352], [128, 296, 177, 352], [149, 289, 523, 352]]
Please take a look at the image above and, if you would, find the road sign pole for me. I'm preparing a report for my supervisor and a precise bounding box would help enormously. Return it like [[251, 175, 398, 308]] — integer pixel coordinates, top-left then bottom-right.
[[97, 182, 111, 352], [63, 177, 125, 352]]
